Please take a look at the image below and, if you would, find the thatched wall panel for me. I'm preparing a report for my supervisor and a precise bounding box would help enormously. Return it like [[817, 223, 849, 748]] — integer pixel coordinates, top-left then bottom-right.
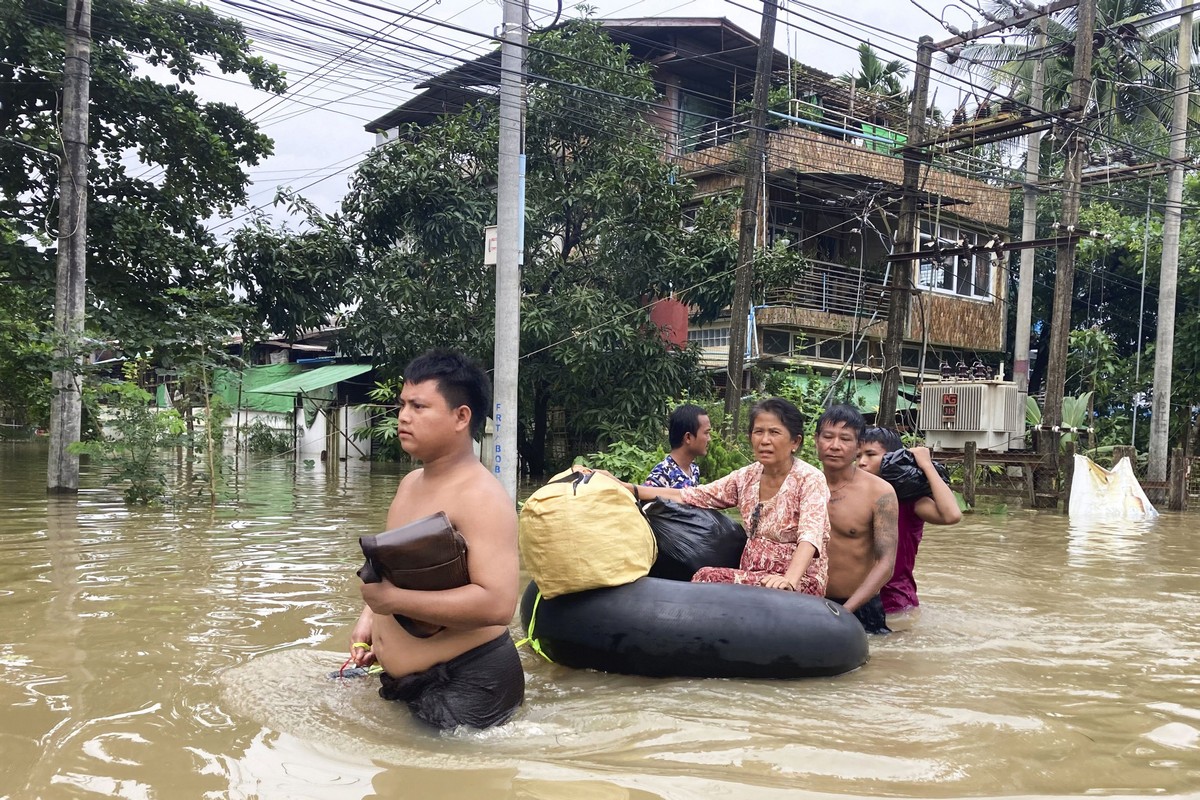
[[911, 292, 1004, 351], [679, 126, 1009, 229]]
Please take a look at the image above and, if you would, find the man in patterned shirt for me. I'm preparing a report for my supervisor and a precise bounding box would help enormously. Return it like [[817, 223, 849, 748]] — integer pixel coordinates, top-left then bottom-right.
[[643, 404, 712, 489]]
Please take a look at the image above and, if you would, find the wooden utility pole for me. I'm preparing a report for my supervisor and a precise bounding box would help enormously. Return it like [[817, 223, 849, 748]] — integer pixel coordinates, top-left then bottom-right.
[[1038, 0, 1096, 507], [1013, 29, 1047, 394], [723, 0, 779, 434], [47, 0, 92, 494], [1149, 9, 1192, 482], [878, 36, 933, 427], [491, 0, 526, 499]]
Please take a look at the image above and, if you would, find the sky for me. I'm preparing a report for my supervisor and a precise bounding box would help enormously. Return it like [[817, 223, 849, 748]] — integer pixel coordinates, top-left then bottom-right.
[[186, 0, 997, 233]]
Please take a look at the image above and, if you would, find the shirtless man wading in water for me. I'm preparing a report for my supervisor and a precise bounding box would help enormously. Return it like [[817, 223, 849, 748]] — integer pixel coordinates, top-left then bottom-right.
[[348, 349, 523, 730], [815, 405, 898, 634]]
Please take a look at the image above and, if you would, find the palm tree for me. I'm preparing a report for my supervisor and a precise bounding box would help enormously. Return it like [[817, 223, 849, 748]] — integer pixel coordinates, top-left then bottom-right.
[[962, 0, 1200, 149], [841, 43, 910, 123], [843, 42, 911, 97]]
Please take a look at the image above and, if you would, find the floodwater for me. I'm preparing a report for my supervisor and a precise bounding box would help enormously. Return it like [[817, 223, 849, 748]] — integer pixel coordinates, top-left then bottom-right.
[[1, 442, 1198, 800]]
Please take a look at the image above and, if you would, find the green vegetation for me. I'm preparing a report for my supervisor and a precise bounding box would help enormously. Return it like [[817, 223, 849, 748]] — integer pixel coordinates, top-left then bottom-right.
[[244, 421, 292, 456], [70, 366, 187, 504], [1, 0, 284, 352], [585, 368, 836, 484], [353, 380, 406, 462]]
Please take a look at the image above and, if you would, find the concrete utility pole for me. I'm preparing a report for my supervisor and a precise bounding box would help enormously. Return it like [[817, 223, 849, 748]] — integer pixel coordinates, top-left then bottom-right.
[[723, 0, 779, 435], [1013, 29, 1047, 395], [492, 0, 526, 500], [1039, 0, 1095, 505], [878, 36, 934, 427], [47, 0, 92, 494], [1149, 8, 1192, 481]]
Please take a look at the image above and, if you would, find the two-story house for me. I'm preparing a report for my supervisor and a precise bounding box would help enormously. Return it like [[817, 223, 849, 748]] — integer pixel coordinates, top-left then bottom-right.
[[365, 17, 1011, 417]]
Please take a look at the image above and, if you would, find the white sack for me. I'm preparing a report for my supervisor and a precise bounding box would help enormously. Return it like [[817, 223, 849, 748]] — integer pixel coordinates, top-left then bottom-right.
[[1068, 454, 1159, 520]]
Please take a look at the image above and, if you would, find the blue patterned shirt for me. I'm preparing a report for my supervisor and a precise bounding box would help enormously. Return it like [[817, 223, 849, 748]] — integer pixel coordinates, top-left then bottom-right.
[[643, 454, 700, 489]]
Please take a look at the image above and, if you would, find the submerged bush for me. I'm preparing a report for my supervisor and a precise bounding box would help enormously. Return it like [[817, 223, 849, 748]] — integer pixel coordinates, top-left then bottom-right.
[[70, 379, 187, 504], [244, 420, 293, 455]]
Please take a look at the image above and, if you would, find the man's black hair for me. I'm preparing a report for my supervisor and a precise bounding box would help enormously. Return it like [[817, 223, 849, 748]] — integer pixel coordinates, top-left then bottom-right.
[[404, 349, 491, 440], [815, 404, 866, 441], [861, 426, 904, 453], [748, 397, 806, 441], [668, 404, 709, 449]]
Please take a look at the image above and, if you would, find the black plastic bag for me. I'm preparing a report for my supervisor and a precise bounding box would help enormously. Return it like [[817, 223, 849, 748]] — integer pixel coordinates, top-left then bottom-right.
[[879, 450, 951, 501], [642, 499, 746, 581]]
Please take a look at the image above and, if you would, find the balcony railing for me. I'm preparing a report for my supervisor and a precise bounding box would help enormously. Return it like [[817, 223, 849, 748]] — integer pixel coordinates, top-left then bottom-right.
[[765, 260, 891, 319], [676, 99, 907, 155]]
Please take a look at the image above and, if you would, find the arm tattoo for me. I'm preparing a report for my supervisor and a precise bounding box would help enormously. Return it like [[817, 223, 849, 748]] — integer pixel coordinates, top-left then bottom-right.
[[873, 492, 899, 560]]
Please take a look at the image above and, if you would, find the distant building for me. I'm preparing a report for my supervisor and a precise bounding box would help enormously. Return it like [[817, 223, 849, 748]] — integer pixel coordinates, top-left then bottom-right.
[[366, 18, 1011, 417]]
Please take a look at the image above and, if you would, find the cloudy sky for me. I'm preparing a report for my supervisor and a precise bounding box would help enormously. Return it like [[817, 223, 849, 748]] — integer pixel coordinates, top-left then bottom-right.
[[187, 0, 998, 233]]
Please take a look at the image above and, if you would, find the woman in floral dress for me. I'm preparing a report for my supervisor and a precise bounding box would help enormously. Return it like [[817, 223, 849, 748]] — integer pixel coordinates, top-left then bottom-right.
[[623, 397, 831, 596]]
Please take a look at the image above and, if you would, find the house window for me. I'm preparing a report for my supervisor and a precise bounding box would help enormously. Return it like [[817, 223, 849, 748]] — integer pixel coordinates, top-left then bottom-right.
[[762, 329, 792, 356], [918, 220, 992, 300], [679, 88, 731, 153], [688, 327, 731, 348], [817, 339, 843, 361], [767, 223, 802, 250], [681, 205, 699, 232]]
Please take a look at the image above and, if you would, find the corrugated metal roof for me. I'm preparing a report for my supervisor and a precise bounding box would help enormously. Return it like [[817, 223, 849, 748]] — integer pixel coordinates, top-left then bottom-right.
[[247, 364, 372, 396]]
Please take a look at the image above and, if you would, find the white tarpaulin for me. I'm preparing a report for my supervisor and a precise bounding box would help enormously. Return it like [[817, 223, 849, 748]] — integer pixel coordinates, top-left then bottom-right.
[[1068, 454, 1159, 520]]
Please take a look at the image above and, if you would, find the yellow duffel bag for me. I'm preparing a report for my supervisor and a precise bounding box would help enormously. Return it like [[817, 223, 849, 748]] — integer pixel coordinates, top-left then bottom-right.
[[519, 469, 657, 599]]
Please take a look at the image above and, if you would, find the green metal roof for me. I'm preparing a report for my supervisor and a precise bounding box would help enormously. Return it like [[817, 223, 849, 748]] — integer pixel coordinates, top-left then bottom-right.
[[247, 363, 372, 396], [214, 363, 302, 413]]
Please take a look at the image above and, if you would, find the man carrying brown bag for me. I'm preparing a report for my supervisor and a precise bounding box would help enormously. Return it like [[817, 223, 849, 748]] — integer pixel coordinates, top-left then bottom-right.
[[348, 349, 523, 730]]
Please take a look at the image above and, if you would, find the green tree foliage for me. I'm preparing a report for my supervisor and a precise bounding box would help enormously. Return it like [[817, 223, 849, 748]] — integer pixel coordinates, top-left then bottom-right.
[[230, 20, 805, 476], [0, 221, 52, 427], [352, 379, 406, 462], [841, 42, 909, 99], [224, 196, 357, 340], [970, 0, 1198, 137], [0, 0, 284, 351], [70, 362, 187, 504]]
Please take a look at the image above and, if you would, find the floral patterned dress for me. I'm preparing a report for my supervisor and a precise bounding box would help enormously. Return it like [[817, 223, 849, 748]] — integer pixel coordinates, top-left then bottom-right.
[[680, 459, 831, 596]]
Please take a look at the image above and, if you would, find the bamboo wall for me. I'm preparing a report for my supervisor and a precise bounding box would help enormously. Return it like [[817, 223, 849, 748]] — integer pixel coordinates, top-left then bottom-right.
[[909, 291, 1005, 351], [677, 125, 1009, 229], [756, 306, 888, 336]]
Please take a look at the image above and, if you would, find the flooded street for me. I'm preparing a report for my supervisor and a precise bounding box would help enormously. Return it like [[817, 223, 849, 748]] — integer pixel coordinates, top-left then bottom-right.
[[2, 441, 1198, 799]]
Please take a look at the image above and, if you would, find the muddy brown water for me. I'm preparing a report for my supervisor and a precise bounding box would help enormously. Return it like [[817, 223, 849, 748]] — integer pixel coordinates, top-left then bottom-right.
[[1, 442, 1198, 799]]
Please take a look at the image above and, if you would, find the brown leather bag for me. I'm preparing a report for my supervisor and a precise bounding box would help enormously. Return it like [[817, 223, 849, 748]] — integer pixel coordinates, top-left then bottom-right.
[[357, 511, 469, 638]]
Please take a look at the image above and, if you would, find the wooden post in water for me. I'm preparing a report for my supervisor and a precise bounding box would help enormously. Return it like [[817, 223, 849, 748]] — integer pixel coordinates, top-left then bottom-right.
[[1111, 445, 1136, 471], [1023, 459, 1036, 508], [1168, 448, 1187, 512], [962, 441, 977, 509], [1062, 439, 1076, 515]]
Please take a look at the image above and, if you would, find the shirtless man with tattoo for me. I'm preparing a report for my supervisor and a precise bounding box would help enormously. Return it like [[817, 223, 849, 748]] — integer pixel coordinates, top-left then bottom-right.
[[815, 404, 898, 634]]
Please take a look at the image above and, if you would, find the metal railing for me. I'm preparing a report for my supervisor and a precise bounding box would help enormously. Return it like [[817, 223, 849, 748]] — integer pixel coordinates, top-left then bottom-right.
[[765, 259, 890, 318], [675, 98, 907, 155]]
